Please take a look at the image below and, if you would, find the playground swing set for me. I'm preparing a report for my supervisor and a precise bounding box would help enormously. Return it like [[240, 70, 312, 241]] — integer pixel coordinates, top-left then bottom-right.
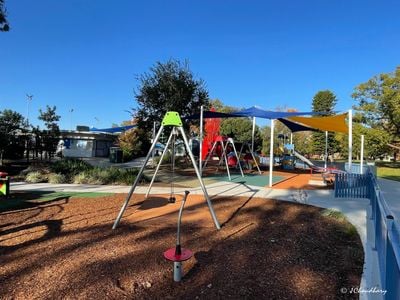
[[202, 136, 244, 180], [112, 111, 221, 231]]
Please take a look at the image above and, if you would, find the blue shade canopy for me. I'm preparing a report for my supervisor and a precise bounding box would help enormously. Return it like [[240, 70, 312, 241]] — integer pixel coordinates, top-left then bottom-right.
[[232, 106, 317, 119], [90, 125, 136, 133], [184, 111, 239, 120], [278, 118, 318, 132]]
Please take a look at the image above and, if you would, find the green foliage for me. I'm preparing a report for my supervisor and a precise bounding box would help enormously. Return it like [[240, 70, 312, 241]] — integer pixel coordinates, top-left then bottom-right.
[[220, 118, 262, 147], [0, 109, 26, 164], [72, 167, 140, 185], [45, 159, 141, 185], [50, 158, 93, 176], [38, 105, 61, 158], [0, 0, 9, 31], [39, 105, 61, 132], [352, 66, 400, 159], [135, 59, 210, 133], [118, 128, 149, 161], [47, 173, 68, 184], [311, 90, 339, 155], [25, 171, 46, 183]]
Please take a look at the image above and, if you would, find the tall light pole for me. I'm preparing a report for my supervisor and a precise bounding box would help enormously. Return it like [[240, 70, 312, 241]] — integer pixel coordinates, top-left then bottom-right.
[[69, 109, 74, 131], [26, 94, 33, 126]]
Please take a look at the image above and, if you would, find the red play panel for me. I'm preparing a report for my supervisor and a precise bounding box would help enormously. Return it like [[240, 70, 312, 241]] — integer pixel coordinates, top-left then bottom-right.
[[164, 248, 193, 262]]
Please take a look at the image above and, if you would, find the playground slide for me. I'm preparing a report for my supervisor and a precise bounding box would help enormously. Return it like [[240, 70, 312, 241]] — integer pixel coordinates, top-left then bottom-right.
[[293, 151, 315, 168]]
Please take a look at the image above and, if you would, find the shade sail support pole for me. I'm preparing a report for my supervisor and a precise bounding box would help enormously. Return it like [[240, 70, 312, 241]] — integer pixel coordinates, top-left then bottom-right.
[[199, 105, 203, 176], [348, 109, 353, 173], [269, 119, 274, 187], [360, 135, 364, 174], [251, 117, 256, 153]]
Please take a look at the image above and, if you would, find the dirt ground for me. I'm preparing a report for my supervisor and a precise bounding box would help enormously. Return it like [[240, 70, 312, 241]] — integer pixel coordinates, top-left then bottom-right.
[[0, 193, 363, 299]]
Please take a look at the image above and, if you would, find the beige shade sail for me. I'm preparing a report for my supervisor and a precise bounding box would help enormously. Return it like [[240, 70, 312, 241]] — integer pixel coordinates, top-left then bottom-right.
[[287, 113, 349, 133]]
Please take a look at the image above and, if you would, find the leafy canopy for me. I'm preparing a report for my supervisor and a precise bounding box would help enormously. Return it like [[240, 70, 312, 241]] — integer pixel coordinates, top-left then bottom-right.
[[0, 0, 9, 31], [39, 105, 61, 132], [0, 109, 25, 164], [352, 66, 400, 137], [311, 90, 338, 155], [135, 59, 210, 132]]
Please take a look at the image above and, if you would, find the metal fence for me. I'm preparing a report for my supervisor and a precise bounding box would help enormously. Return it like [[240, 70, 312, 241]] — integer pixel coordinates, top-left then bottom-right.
[[335, 168, 400, 299], [334, 172, 370, 198]]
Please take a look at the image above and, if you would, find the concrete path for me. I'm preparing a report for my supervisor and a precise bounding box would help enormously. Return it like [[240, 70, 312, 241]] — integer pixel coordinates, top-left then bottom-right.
[[8, 181, 381, 299], [377, 178, 400, 221]]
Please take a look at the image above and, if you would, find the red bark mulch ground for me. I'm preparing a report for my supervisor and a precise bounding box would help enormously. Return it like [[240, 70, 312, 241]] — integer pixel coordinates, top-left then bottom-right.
[[0, 193, 363, 299]]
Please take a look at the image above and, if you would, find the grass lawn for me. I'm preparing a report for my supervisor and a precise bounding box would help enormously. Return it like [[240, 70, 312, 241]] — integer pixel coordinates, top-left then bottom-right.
[[376, 161, 400, 182]]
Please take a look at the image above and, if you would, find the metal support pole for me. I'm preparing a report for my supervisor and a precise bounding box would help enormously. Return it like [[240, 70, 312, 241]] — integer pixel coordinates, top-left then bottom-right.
[[112, 125, 165, 229], [145, 129, 175, 197], [228, 138, 244, 177], [202, 140, 218, 170], [169, 128, 176, 203], [251, 117, 256, 153], [174, 262, 182, 282], [324, 131, 328, 169], [269, 119, 274, 187], [199, 106, 204, 175], [220, 140, 231, 181], [176, 190, 190, 247], [348, 109, 353, 173], [152, 121, 156, 167], [360, 135, 364, 174], [290, 133, 293, 145], [178, 127, 221, 230]]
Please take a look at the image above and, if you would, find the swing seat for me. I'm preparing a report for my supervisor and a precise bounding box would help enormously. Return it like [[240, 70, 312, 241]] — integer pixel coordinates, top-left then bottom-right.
[[227, 156, 238, 167]]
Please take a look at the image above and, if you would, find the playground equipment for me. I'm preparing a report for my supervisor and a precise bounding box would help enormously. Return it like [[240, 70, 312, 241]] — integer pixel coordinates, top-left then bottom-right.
[[237, 142, 261, 174], [202, 136, 244, 181], [0, 172, 10, 197], [113, 112, 221, 230], [164, 190, 193, 282], [280, 144, 296, 170], [293, 150, 345, 186]]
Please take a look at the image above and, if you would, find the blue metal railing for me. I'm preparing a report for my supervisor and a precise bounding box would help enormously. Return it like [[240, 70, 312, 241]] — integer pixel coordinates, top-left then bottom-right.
[[334, 172, 370, 198], [335, 167, 400, 299]]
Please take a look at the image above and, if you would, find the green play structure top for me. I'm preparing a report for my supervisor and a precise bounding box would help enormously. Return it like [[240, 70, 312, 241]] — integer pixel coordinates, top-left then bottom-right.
[[161, 111, 183, 127]]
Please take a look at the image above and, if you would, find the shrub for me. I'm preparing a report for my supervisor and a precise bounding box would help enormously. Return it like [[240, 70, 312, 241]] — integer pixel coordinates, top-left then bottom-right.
[[25, 171, 45, 183], [118, 128, 150, 161], [73, 172, 92, 184], [50, 158, 93, 176], [47, 173, 68, 184]]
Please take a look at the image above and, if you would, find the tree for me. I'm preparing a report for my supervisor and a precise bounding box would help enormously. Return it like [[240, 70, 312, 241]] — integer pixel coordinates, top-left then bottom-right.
[[38, 105, 61, 159], [135, 59, 210, 133], [39, 105, 61, 132], [0, 109, 25, 164], [118, 128, 149, 161], [0, 0, 9, 31], [352, 66, 400, 160], [311, 90, 338, 157]]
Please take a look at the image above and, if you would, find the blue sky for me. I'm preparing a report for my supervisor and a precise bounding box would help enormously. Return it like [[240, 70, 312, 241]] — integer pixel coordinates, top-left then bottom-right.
[[1, 0, 399, 130]]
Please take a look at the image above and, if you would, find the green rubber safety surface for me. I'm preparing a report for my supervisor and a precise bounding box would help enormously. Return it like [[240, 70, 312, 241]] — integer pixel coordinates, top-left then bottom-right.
[[161, 111, 183, 127]]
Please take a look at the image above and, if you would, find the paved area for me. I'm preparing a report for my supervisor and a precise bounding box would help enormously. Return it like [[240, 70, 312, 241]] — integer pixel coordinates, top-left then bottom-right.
[[377, 178, 400, 221]]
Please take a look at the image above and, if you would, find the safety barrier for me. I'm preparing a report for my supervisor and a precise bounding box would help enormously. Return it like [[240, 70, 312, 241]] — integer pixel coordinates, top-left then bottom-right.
[[335, 168, 400, 299], [334, 172, 370, 198]]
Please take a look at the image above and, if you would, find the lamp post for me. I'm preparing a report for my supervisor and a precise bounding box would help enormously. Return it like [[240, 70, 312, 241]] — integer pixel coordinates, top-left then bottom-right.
[[69, 109, 74, 131], [26, 94, 33, 126]]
